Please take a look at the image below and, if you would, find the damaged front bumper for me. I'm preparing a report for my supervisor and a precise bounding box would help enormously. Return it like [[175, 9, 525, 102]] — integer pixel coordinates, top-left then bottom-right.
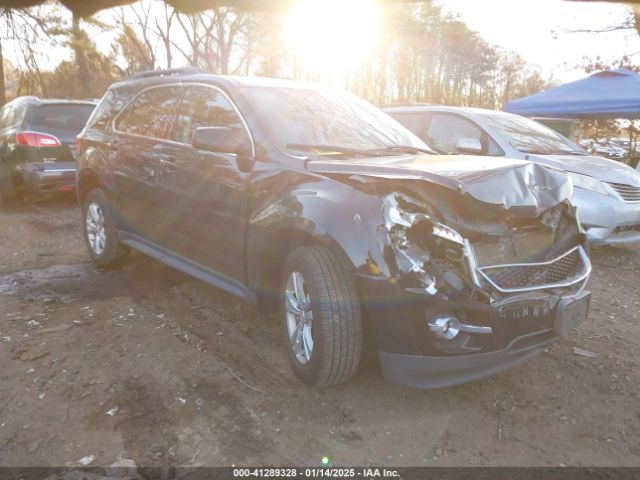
[[359, 192, 592, 389], [358, 271, 591, 389], [376, 289, 590, 388]]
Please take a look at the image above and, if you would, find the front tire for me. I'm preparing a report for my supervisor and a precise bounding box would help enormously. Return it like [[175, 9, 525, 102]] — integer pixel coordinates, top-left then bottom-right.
[[82, 188, 129, 267], [281, 246, 362, 386]]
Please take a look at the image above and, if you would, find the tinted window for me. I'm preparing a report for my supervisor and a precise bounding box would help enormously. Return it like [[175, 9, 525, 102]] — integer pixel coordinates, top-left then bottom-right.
[[477, 111, 583, 155], [427, 113, 502, 156], [173, 86, 245, 144], [115, 86, 182, 139], [0, 105, 11, 130], [0, 104, 26, 130], [9, 104, 27, 128], [30, 104, 95, 133], [242, 87, 429, 152], [390, 112, 426, 137], [86, 89, 133, 130]]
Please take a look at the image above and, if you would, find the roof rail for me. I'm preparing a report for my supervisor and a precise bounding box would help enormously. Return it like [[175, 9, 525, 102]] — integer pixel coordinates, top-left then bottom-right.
[[382, 102, 440, 108], [128, 67, 202, 80], [11, 95, 39, 102]]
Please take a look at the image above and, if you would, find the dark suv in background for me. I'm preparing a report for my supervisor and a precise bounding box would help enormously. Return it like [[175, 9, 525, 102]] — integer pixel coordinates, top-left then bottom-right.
[[0, 96, 96, 202], [76, 68, 591, 388]]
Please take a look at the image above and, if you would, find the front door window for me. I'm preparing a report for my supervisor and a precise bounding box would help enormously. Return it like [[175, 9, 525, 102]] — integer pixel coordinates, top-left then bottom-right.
[[427, 113, 502, 156]]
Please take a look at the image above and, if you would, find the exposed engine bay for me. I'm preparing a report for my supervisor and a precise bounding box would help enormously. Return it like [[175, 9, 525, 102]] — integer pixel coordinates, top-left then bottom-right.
[[380, 190, 590, 307]]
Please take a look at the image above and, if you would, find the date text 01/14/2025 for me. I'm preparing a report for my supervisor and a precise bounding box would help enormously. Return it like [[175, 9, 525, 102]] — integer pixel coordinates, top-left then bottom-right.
[[232, 467, 400, 478]]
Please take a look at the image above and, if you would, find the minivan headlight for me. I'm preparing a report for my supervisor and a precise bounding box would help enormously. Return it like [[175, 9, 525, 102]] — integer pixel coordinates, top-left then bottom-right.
[[568, 172, 608, 196]]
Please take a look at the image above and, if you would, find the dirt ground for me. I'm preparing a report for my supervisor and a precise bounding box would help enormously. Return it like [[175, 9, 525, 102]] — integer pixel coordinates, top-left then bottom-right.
[[0, 196, 639, 468]]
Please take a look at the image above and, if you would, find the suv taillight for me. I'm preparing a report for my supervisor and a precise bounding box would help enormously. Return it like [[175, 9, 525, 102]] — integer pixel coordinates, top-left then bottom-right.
[[16, 131, 61, 148]]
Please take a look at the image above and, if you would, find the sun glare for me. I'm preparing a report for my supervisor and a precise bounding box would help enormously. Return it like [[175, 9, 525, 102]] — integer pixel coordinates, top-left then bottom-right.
[[283, 0, 382, 75]]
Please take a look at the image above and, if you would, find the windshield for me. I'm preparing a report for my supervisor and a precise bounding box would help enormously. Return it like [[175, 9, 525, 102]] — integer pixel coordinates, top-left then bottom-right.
[[477, 111, 584, 155], [30, 104, 95, 133], [242, 86, 432, 154]]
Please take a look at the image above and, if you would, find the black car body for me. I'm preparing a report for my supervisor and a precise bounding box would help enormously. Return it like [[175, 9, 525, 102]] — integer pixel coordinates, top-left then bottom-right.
[[0, 97, 96, 200], [76, 69, 591, 388]]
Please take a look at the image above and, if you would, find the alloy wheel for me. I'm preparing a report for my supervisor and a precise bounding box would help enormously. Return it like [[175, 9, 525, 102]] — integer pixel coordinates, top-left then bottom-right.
[[284, 270, 314, 365], [86, 202, 107, 256]]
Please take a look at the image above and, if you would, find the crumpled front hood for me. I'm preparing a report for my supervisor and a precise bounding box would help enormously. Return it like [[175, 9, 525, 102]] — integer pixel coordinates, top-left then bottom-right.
[[307, 154, 573, 213], [532, 154, 640, 186]]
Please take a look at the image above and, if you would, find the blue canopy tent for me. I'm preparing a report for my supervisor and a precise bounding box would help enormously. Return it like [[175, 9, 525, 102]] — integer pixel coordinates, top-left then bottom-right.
[[505, 68, 640, 119]]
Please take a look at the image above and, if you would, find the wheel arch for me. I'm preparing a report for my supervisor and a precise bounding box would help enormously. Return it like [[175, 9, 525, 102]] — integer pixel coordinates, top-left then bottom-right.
[[77, 168, 104, 206], [251, 225, 355, 316]]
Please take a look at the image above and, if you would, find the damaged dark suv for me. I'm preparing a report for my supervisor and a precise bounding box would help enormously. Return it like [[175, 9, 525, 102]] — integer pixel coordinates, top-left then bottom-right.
[[76, 68, 592, 388]]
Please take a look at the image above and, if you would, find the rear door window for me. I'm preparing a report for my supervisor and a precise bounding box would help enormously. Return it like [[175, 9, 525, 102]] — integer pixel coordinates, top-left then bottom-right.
[[173, 86, 245, 145], [115, 86, 182, 140], [30, 104, 94, 134]]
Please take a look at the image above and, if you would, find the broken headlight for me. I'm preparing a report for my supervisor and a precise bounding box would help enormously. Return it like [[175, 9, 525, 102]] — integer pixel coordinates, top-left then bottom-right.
[[432, 223, 464, 245], [382, 192, 468, 294]]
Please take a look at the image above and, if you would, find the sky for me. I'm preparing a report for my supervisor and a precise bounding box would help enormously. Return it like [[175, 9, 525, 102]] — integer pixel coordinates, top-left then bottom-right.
[[437, 0, 640, 81], [6, 0, 640, 84]]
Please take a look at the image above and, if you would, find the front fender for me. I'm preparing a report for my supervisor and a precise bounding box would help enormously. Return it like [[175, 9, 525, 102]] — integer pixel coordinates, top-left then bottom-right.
[[246, 171, 432, 357], [76, 133, 117, 199], [247, 171, 392, 290]]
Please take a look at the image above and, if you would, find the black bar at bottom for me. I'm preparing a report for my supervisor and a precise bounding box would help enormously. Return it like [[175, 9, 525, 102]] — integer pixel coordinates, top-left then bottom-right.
[[0, 467, 638, 480]]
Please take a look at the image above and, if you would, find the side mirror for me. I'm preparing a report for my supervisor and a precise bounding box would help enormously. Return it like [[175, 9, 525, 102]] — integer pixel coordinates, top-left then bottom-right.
[[456, 137, 483, 155], [192, 126, 251, 156]]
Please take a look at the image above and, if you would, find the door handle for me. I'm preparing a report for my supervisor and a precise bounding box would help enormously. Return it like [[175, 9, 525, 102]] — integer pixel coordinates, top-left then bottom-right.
[[140, 162, 157, 180], [160, 157, 177, 175]]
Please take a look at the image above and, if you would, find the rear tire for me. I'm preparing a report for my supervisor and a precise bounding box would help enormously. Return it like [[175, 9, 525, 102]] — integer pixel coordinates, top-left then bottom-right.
[[82, 188, 129, 267], [281, 246, 362, 386]]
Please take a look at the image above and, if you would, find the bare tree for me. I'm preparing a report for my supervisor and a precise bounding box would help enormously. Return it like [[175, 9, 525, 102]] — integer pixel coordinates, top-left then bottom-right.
[[565, 2, 640, 38], [0, 39, 4, 104], [1, 1, 553, 111], [71, 12, 90, 98], [173, 7, 252, 74], [0, 5, 60, 104], [113, 4, 156, 73], [154, 2, 176, 68]]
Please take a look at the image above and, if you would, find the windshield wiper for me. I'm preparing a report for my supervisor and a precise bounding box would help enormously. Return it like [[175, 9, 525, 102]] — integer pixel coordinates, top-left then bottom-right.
[[286, 143, 436, 158], [519, 148, 588, 156], [285, 144, 386, 157], [518, 148, 555, 155], [367, 145, 437, 155], [562, 150, 590, 156]]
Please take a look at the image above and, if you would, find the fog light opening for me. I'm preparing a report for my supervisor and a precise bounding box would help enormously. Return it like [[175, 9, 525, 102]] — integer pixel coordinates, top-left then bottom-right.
[[428, 316, 461, 340]]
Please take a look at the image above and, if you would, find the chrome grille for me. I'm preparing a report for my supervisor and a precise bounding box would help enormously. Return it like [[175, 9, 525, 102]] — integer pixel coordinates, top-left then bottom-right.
[[477, 246, 590, 293], [614, 224, 640, 234], [607, 182, 640, 203]]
